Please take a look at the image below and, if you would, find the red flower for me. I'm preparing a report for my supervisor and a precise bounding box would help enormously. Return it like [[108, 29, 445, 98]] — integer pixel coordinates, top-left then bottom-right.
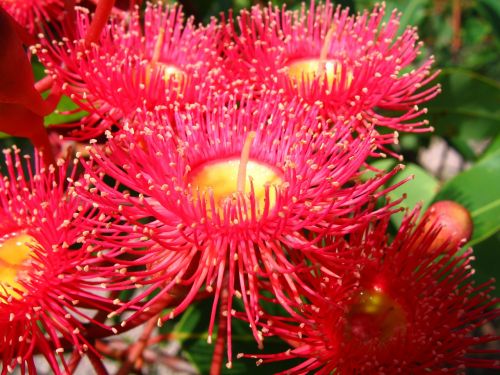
[[36, 2, 224, 139], [0, 0, 65, 34], [0, 148, 115, 374], [225, 1, 440, 157], [77, 93, 401, 365], [241, 208, 499, 373]]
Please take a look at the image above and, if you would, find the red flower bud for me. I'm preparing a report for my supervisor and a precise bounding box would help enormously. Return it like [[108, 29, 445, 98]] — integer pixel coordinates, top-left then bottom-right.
[[424, 200, 473, 252]]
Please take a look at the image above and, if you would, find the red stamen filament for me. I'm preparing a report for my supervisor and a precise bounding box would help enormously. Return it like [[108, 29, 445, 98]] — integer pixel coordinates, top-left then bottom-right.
[[318, 25, 336, 77], [151, 28, 165, 68], [236, 131, 256, 194]]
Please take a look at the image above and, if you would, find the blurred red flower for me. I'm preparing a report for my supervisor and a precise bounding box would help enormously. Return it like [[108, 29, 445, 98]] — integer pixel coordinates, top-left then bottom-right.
[[240, 208, 499, 373]]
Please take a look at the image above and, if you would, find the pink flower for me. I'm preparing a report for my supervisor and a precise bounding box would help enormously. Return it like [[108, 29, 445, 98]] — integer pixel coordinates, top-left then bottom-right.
[[225, 1, 440, 157], [240, 208, 499, 373], [0, 148, 115, 374], [0, 0, 65, 34], [77, 92, 402, 365], [36, 2, 224, 139]]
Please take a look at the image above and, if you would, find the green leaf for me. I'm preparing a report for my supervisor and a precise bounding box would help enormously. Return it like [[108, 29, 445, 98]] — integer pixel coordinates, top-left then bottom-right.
[[449, 137, 478, 161], [428, 68, 500, 141], [477, 0, 500, 39], [32, 60, 46, 81], [172, 298, 296, 374], [481, 134, 500, 160], [388, 163, 439, 227], [433, 148, 500, 246], [471, 232, 500, 298], [396, 0, 429, 29], [43, 95, 88, 125], [399, 133, 422, 152]]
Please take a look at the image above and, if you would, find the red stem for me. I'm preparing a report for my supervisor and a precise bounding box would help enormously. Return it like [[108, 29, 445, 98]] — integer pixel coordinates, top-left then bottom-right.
[[116, 315, 159, 375], [209, 288, 229, 375], [84, 0, 116, 46], [67, 351, 82, 373], [87, 349, 109, 375], [35, 76, 54, 93], [95, 339, 197, 373], [451, 0, 462, 54]]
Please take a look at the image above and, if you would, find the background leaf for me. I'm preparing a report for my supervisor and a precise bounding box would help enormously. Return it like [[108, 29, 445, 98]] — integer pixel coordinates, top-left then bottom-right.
[[471, 232, 500, 298], [428, 68, 500, 140], [387, 163, 439, 226], [43, 95, 88, 125], [172, 299, 296, 374]]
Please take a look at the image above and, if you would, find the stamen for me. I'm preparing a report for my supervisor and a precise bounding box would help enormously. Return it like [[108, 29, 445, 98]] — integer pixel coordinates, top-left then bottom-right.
[[236, 131, 256, 193], [151, 28, 166, 67], [318, 25, 336, 77]]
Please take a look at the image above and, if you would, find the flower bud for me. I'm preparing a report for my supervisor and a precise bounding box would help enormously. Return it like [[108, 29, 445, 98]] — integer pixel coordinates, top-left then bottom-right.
[[424, 200, 473, 252]]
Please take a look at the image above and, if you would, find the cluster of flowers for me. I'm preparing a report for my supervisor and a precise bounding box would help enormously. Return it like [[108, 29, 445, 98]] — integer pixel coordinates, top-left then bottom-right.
[[0, 0, 498, 373]]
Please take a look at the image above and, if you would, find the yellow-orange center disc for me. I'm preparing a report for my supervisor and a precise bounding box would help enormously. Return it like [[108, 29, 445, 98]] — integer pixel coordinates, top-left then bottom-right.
[[189, 158, 283, 218], [145, 62, 186, 90], [345, 290, 406, 343], [287, 58, 353, 89], [0, 233, 36, 300]]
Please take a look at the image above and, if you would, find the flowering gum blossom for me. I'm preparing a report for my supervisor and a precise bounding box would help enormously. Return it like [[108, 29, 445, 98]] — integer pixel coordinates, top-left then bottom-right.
[[0, 233, 36, 300], [189, 158, 283, 217]]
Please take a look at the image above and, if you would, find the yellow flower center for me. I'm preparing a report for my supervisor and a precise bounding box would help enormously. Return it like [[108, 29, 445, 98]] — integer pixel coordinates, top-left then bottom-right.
[[188, 132, 283, 219], [287, 58, 353, 89], [344, 289, 406, 343], [143, 27, 187, 92], [145, 62, 187, 88], [287, 26, 353, 89], [0, 233, 36, 300]]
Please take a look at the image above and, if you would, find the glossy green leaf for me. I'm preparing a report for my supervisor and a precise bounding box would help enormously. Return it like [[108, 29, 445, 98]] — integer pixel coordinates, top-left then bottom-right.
[[481, 134, 500, 160], [396, 0, 429, 29], [470, 232, 500, 298], [32, 60, 45, 81], [433, 148, 500, 246], [388, 163, 439, 227], [172, 298, 295, 374], [449, 137, 479, 162], [428, 68, 500, 141], [43, 95, 88, 125], [477, 0, 500, 39]]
